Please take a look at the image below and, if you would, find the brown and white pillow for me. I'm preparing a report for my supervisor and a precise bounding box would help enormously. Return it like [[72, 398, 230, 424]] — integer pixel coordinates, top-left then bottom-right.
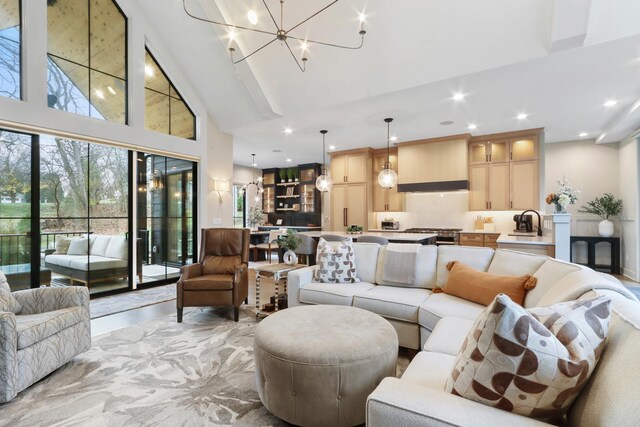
[[445, 294, 611, 423], [314, 237, 359, 283], [53, 236, 72, 254]]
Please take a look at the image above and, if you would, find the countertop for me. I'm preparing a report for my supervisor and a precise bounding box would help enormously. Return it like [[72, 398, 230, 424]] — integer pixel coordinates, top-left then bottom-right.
[[259, 226, 323, 230], [368, 228, 406, 232], [460, 230, 501, 234], [496, 232, 554, 246], [300, 231, 437, 242]]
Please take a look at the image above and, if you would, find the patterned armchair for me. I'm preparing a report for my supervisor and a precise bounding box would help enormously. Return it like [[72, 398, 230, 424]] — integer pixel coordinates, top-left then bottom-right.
[[0, 278, 91, 403]]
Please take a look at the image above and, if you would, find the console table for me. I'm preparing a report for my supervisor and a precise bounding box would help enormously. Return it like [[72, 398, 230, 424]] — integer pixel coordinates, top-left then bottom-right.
[[570, 236, 620, 274]]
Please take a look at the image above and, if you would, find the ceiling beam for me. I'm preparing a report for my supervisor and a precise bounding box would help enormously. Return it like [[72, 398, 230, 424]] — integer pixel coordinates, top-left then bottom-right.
[[550, 0, 592, 52]]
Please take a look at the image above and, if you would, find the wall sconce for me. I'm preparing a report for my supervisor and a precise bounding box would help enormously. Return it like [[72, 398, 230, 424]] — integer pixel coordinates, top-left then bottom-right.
[[212, 178, 230, 204]]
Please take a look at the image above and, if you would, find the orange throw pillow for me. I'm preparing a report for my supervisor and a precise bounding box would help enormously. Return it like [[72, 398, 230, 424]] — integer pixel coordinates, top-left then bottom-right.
[[433, 261, 537, 306]]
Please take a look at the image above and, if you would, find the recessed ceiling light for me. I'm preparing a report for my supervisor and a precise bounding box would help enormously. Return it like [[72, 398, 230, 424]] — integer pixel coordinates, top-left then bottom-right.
[[359, 12, 366, 23], [579, 132, 588, 137], [390, 136, 398, 142], [467, 124, 477, 130], [440, 120, 454, 126], [144, 65, 154, 77], [228, 29, 236, 41], [516, 113, 528, 120], [247, 10, 258, 25], [452, 93, 464, 101], [94, 89, 104, 99], [284, 128, 293, 134], [286, 158, 292, 162], [604, 100, 617, 107], [329, 145, 336, 150]]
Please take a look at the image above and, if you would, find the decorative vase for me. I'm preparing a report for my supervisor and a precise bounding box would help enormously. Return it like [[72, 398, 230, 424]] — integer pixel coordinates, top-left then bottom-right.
[[283, 250, 298, 265], [598, 219, 614, 237], [553, 202, 567, 214]]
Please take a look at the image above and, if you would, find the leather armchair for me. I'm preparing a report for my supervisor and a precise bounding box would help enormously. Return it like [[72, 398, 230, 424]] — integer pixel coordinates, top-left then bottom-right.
[[177, 228, 250, 322]]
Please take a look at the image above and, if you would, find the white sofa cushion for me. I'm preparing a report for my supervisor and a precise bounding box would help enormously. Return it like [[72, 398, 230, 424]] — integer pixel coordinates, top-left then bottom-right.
[[91, 235, 112, 257], [299, 282, 376, 306], [44, 254, 75, 268], [105, 236, 128, 260], [436, 246, 494, 287], [353, 286, 431, 323], [424, 317, 474, 355], [68, 255, 128, 271], [418, 293, 485, 332], [375, 245, 438, 289], [524, 258, 581, 308], [353, 243, 380, 283], [400, 351, 456, 390], [67, 237, 90, 255], [487, 249, 548, 276]]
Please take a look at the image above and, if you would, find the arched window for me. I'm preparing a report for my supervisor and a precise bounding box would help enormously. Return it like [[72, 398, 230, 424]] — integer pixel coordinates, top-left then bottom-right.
[[0, 0, 21, 100], [144, 48, 196, 140], [46, 0, 127, 123]]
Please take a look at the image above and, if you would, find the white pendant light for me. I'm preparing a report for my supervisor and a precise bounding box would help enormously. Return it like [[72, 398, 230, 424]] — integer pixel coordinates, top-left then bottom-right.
[[378, 118, 398, 189], [315, 130, 333, 192]]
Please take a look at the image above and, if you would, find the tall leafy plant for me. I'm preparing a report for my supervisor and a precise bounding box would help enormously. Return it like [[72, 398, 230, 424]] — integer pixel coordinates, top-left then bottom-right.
[[578, 193, 623, 220]]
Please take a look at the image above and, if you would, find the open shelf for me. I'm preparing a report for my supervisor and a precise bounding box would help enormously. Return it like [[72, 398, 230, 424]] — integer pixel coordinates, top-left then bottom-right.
[[276, 182, 300, 187], [276, 195, 299, 198]]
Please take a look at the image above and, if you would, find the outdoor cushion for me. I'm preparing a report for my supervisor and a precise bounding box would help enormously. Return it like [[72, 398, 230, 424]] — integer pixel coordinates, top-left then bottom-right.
[[436, 245, 494, 287], [375, 244, 438, 289], [353, 286, 431, 322], [435, 261, 537, 306], [67, 237, 90, 255], [15, 306, 84, 349], [44, 254, 75, 268], [182, 274, 234, 291], [353, 243, 380, 283], [445, 294, 612, 423], [91, 235, 112, 257], [68, 256, 128, 271], [299, 282, 376, 306], [487, 249, 548, 277], [524, 259, 581, 308], [105, 236, 127, 260], [400, 351, 456, 390], [419, 293, 485, 332], [53, 236, 72, 254], [424, 317, 475, 355]]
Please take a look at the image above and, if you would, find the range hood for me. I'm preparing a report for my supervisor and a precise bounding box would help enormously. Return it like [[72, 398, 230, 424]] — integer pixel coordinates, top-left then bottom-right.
[[397, 180, 469, 193]]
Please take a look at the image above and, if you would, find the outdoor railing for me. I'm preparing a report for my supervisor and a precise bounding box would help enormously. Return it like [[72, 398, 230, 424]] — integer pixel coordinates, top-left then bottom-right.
[[0, 231, 88, 268]]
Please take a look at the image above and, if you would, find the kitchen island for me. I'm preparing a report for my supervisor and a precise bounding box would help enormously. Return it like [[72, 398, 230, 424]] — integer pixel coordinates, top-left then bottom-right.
[[300, 231, 437, 245], [496, 232, 555, 257]]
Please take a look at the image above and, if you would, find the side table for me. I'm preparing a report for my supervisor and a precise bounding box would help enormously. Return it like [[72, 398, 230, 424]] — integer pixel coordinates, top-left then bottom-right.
[[570, 236, 620, 274], [254, 263, 305, 318]]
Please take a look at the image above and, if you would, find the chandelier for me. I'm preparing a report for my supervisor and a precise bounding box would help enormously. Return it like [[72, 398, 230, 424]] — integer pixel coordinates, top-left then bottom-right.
[[182, 0, 367, 72], [378, 118, 398, 189], [241, 154, 264, 202], [315, 130, 333, 192]]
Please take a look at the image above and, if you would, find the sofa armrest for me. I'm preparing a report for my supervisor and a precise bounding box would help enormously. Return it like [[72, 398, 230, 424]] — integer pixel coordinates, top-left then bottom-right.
[[0, 312, 17, 403], [13, 286, 90, 315], [367, 377, 551, 427], [179, 264, 203, 281], [287, 266, 318, 307], [44, 248, 56, 257]]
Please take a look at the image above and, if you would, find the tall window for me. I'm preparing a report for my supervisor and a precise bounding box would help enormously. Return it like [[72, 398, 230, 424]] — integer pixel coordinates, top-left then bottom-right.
[[46, 0, 127, 123], [233, 184, 245, 227], [0, 0, 21, 99], [144, 48, 195, 140]]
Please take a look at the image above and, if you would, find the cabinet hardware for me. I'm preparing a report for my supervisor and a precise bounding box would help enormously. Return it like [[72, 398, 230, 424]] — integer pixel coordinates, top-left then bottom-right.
[[489, 201, 492, 209], [510, 201, 513, 209], [485, 154, 488, 162], [486, 201, 488, 209], [343, 208, 347, 226], [489, 154, 492, 162], [510, 152, 512, 160]]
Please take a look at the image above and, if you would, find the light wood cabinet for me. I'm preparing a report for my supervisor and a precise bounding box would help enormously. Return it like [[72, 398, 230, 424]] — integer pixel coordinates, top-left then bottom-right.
[[397, 136, 468, 185], [459, 232, 500, 248], [372, 148, 405, 212], [468, 129, 542, 211], [330, 150, 369, 183], [330, 149, 373, 230], [332, 183, 368, 231]]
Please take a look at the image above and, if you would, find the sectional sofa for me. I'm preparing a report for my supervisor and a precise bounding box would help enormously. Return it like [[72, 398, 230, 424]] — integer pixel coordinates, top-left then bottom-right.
[[287, 243, 640, 426]]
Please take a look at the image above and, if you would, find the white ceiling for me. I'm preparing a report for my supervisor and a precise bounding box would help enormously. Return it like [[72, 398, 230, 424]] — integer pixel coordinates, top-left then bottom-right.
[[138, 0, 640, 168]]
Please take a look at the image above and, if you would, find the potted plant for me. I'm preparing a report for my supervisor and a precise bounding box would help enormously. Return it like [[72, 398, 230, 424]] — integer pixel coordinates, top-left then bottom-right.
[[293, 168, 299, 182], [247, 207, 264, 230], [278, 169, 287, 183], [287, 168, 294, 182], [578, 193, 623, 237], [545, 175, 580, 213], [346, 225, 364, 235], [279, 229, 301, 265]]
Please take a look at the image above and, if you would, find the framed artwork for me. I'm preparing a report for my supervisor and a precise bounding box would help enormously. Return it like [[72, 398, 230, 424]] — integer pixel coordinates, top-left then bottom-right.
[[286, 187, 295, 196]]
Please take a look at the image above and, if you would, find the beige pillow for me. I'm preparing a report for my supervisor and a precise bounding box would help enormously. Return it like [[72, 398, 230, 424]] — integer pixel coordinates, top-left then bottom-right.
[[54, 236, 72, 254], [314, 237, 359, 283], [445, 294, 611, 423]]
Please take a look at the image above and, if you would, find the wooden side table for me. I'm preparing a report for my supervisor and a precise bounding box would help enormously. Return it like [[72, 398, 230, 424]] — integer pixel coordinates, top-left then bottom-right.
[[570, 236, 620, 274], [254, 263, 305, 318]]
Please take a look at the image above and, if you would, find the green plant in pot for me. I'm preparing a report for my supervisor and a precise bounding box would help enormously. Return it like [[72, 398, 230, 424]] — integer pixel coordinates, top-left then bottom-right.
[[346, 224, 364, 234], [278, 169, 287, 183], [293, 168, 299, 182], [578, 193, 623, 237], [279, 229, 301, 265], [286, 168, 294, 182]]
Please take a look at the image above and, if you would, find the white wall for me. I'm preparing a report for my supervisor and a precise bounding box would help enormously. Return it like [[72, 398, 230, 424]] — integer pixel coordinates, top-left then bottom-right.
[[204, 116, 234, 227], [618, 137, 639, 280]]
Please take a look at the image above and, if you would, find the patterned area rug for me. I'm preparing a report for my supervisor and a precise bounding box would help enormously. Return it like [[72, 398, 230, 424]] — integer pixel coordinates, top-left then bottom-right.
[[89, 284, 176, 319]]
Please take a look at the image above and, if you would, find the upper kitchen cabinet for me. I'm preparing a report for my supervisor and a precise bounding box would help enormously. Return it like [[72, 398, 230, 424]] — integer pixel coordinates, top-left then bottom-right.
[[330, 148, 371, 183], [510, 136, 538, 161], [468, 139, 509, 165]]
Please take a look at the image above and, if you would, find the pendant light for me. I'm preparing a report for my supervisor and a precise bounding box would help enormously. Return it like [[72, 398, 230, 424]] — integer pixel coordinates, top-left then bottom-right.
[[378, 118, 398, 189], [315, 130, 333, 192], [241, 153, 264, 203]]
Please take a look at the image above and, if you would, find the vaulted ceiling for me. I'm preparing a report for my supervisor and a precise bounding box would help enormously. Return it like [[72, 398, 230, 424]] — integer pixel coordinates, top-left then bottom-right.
[[137, 0, 640, 167]]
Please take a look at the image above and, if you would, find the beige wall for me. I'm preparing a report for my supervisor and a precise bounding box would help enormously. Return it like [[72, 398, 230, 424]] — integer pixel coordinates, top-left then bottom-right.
[[204, 115, 234, 228], [618, 138, 639, 280]]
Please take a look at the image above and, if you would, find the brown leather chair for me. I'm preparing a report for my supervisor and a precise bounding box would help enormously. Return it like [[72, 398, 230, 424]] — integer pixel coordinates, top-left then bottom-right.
[[177, 228, 250, 322]]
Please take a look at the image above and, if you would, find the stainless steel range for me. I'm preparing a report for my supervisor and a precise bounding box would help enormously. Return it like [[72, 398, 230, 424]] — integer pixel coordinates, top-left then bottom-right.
[[404, 228, 462, 245]]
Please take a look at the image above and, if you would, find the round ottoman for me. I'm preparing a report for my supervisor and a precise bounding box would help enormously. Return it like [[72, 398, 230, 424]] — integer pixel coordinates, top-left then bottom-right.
[[254, 305, 398, 427]]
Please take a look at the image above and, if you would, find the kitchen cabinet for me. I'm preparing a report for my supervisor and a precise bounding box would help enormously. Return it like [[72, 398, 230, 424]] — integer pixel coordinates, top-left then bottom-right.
[[459, 232, 501, 248], [397, 136, 469, 185], [332, 183, 368, 231], [330, 149, 370, 183], [468, 129, 542, 211], [261, 169, 276, 213], [330, 149, 373, 230], [373, 148, 405, 212]]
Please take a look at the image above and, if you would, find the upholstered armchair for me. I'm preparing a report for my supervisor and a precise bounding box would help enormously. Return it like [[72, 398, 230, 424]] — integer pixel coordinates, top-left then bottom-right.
[[0, 280, 91, 403], [177, 228, 250, 322]]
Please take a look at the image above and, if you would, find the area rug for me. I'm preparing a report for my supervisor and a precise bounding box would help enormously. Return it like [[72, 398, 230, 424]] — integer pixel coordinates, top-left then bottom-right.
[[90, 283, 176, 319]]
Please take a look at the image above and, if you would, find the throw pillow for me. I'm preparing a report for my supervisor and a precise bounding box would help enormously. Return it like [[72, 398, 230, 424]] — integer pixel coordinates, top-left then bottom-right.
[[314, 237, 359, 283], [445, 294, 612, 423], [0, 272, 22, 314], [67, 237, 90, 256], [54, 236, 72, 254], [434, 261, 537, 306]]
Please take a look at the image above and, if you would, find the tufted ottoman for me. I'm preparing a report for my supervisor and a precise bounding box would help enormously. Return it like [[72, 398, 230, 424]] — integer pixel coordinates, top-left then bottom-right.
[[254, 305, 398, 427]]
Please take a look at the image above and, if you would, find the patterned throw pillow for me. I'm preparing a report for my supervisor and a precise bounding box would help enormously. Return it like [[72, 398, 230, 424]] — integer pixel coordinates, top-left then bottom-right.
[[445, 294, 611, 423], [313, 237, 359, 283], [0, 271, 22, 314], [54, 236, 72, 254]]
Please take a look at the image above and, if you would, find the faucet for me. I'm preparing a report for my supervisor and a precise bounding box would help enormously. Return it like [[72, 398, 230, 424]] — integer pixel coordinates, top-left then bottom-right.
[[520, 210, 542, 236]]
